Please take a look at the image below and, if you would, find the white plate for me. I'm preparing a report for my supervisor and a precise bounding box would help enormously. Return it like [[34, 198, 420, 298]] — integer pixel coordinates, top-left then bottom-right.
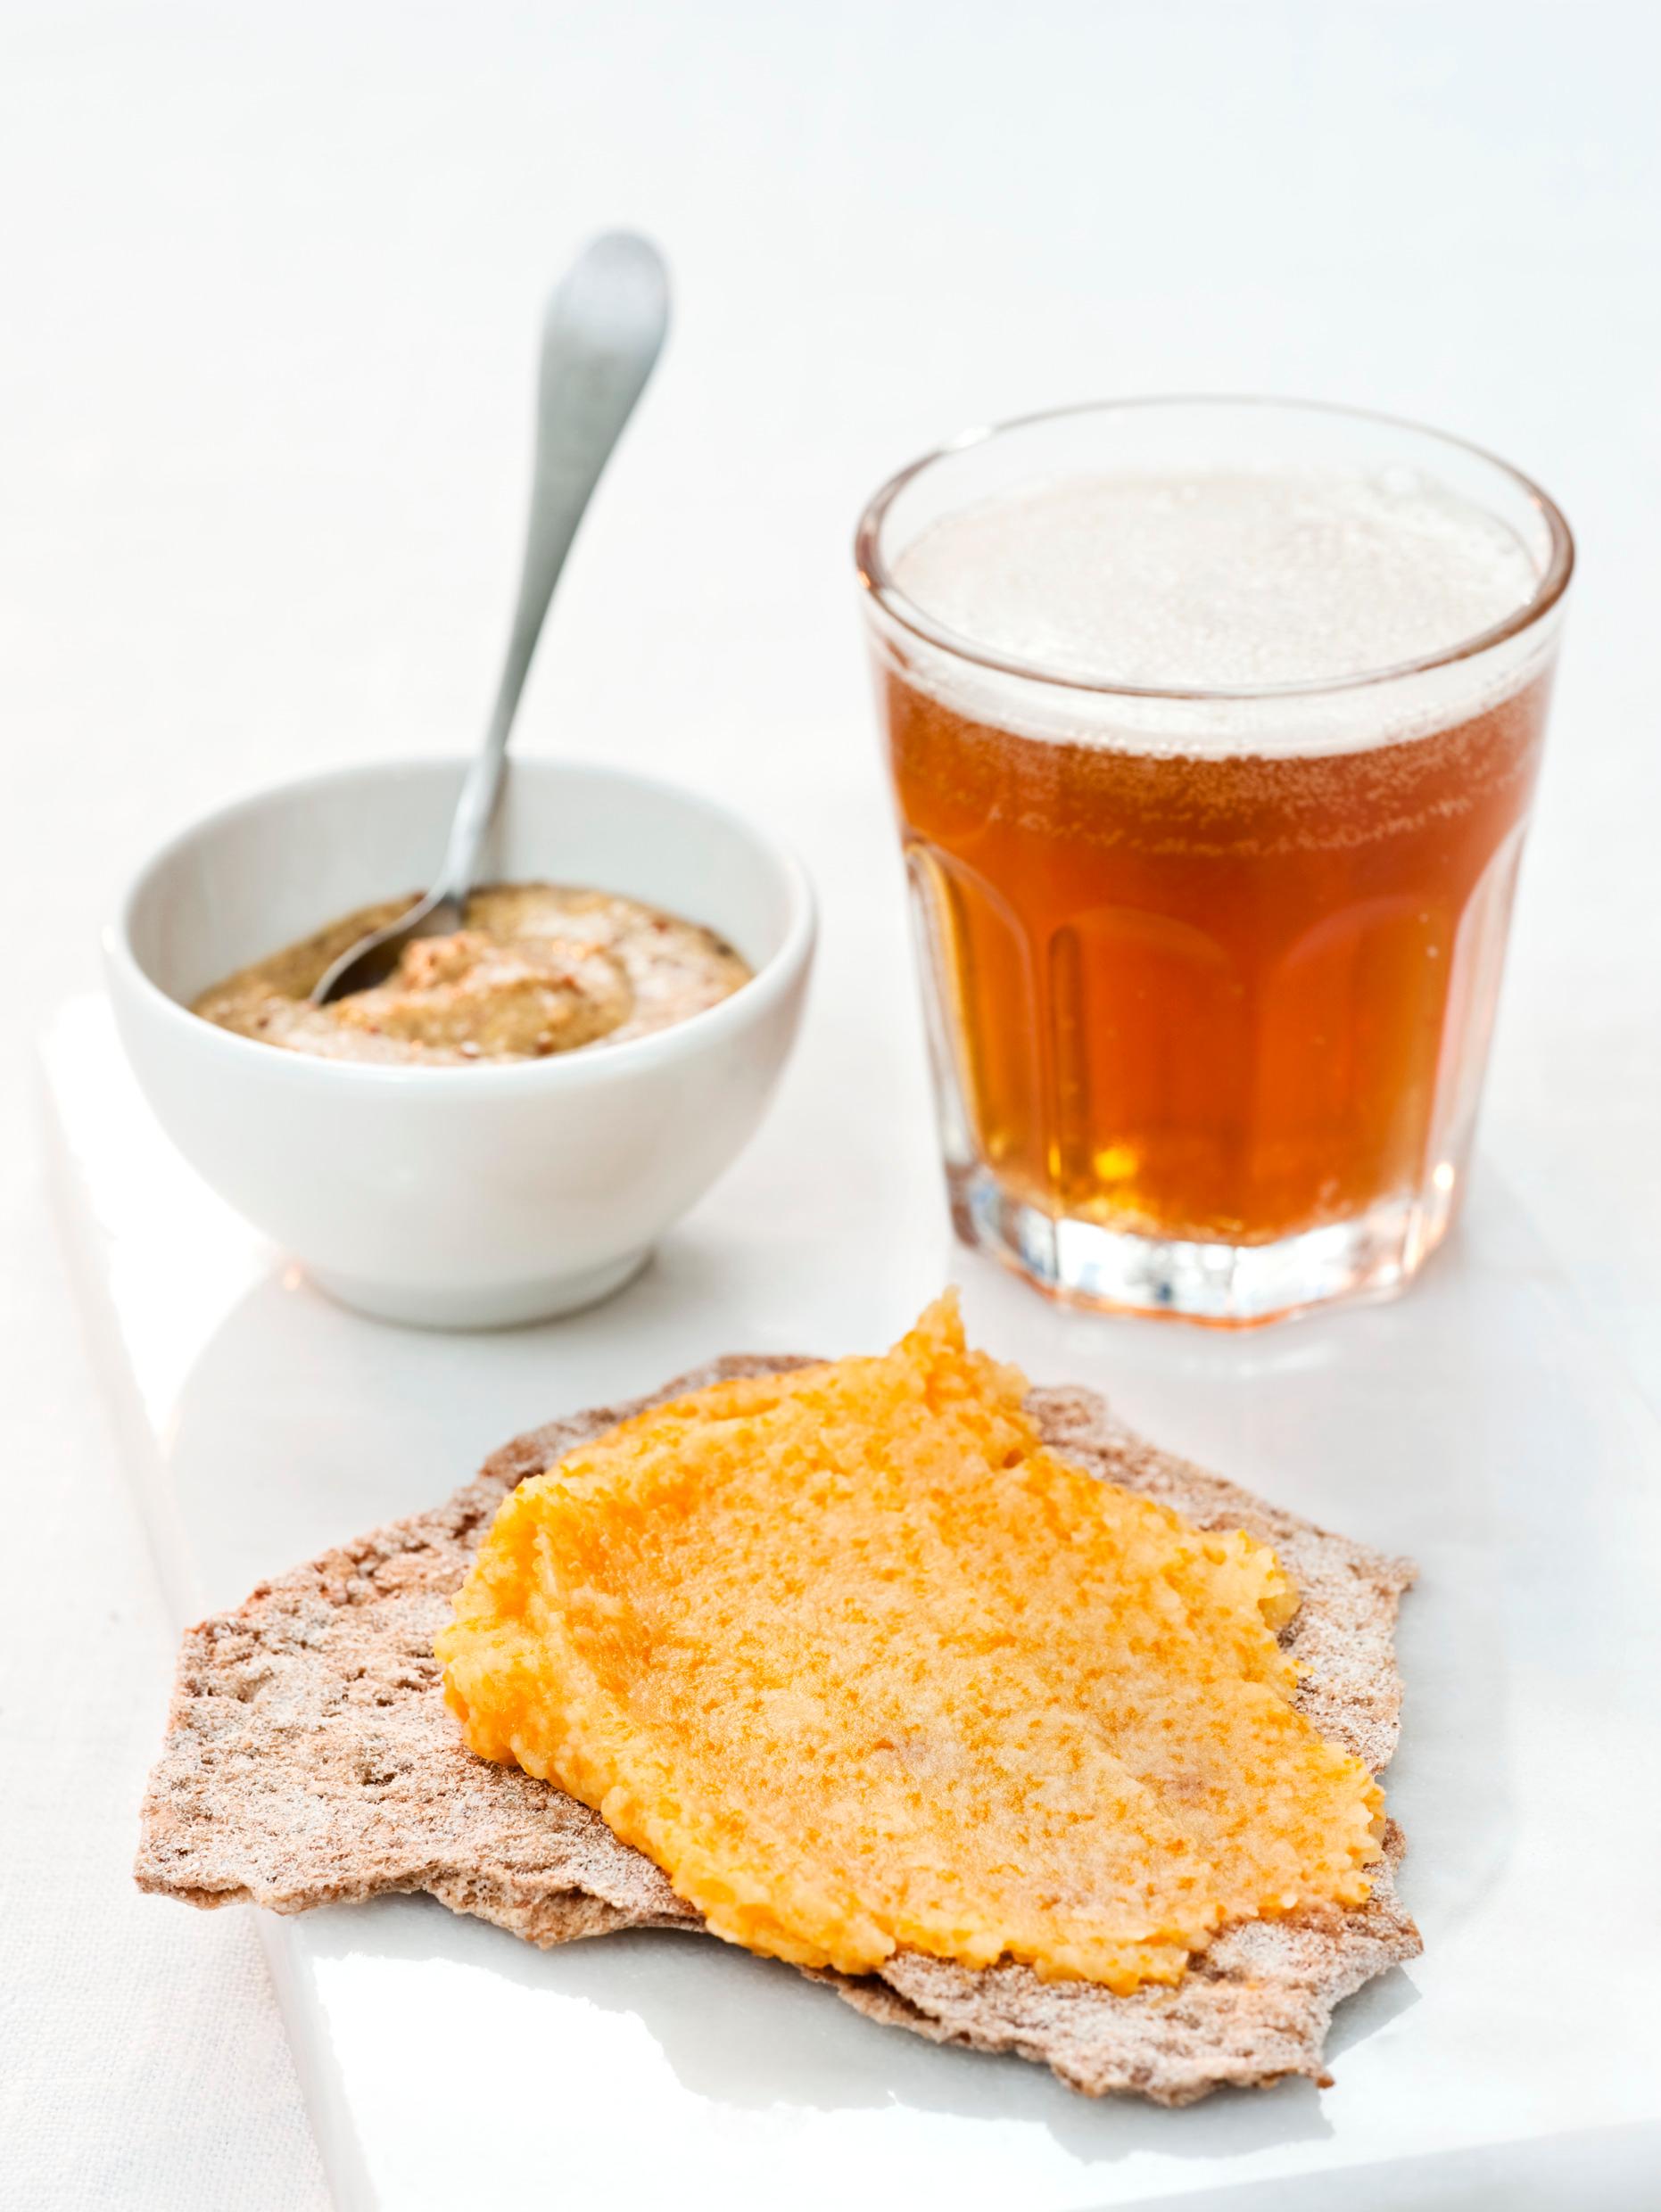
[[43, 995, 1661, 2211]]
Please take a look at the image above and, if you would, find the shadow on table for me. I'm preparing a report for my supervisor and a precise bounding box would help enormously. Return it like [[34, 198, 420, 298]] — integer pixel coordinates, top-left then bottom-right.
[[302, 1894, 1355, 2167]]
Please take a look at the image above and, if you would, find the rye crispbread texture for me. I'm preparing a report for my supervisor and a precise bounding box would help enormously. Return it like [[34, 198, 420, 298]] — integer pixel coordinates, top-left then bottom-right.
[[136, 1358, 1420, 2105]]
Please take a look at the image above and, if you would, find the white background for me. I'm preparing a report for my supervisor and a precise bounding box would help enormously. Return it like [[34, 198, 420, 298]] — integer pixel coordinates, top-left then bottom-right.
[[4, 4, 1658, 2206]]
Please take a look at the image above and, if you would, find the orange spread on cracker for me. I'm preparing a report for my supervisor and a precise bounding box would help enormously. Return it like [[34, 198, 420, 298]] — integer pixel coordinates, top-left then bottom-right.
[[437, 1297, 1384, 1991]]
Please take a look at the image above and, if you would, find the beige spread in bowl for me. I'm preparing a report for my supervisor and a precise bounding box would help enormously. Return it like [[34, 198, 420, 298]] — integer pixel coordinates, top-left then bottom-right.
[[192, 883, 752, 1065]]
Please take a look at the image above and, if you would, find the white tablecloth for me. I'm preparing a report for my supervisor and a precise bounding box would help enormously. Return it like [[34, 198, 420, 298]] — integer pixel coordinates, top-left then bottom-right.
[[5, 4, 1659, 2204]]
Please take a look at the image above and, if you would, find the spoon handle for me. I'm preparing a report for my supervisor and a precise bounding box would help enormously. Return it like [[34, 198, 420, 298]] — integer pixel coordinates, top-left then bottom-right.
[[437, 231, 670, 902]]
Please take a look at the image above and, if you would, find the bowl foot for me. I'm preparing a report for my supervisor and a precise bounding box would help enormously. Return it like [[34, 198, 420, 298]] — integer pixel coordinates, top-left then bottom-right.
[[304, 1250, 649, 1331]]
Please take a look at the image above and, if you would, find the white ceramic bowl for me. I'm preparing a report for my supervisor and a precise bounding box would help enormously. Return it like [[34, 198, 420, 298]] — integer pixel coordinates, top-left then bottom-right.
[[106, 758, 814, 1327]]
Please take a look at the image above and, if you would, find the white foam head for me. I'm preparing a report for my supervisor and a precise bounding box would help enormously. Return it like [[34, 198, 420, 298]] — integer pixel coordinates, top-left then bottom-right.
[[893, 467, 1541, 692], [880, 464, 1559, 756]]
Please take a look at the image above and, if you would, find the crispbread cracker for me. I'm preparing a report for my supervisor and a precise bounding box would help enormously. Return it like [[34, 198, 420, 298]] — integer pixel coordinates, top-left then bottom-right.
[[137, 1358, 1420, 2105]]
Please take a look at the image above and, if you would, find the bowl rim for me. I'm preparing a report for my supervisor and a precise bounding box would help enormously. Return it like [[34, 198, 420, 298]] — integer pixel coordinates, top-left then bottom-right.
[[105, 755, 816, 1091]]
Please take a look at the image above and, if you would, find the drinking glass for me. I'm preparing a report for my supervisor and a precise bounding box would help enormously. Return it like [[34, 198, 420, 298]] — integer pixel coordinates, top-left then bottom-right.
[[856, 399, 1573, 1324]]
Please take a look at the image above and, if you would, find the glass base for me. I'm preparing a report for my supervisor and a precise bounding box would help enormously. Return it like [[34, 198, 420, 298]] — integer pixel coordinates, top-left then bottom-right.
[[950, 1166, 1457, 1326]]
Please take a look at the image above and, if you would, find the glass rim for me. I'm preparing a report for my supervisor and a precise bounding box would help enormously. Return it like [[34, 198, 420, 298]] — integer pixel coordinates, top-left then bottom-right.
[[854, 394, 1575, 703]]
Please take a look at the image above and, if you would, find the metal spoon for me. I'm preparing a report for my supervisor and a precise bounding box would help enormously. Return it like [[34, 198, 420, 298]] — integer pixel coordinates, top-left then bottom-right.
[[312, 231, 671, 1005]]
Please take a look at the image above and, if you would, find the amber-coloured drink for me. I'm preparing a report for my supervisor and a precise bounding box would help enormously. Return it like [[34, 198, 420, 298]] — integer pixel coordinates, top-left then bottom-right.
[[857, 400, 1573, 1323], [888, 667, 1549, 1246]]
